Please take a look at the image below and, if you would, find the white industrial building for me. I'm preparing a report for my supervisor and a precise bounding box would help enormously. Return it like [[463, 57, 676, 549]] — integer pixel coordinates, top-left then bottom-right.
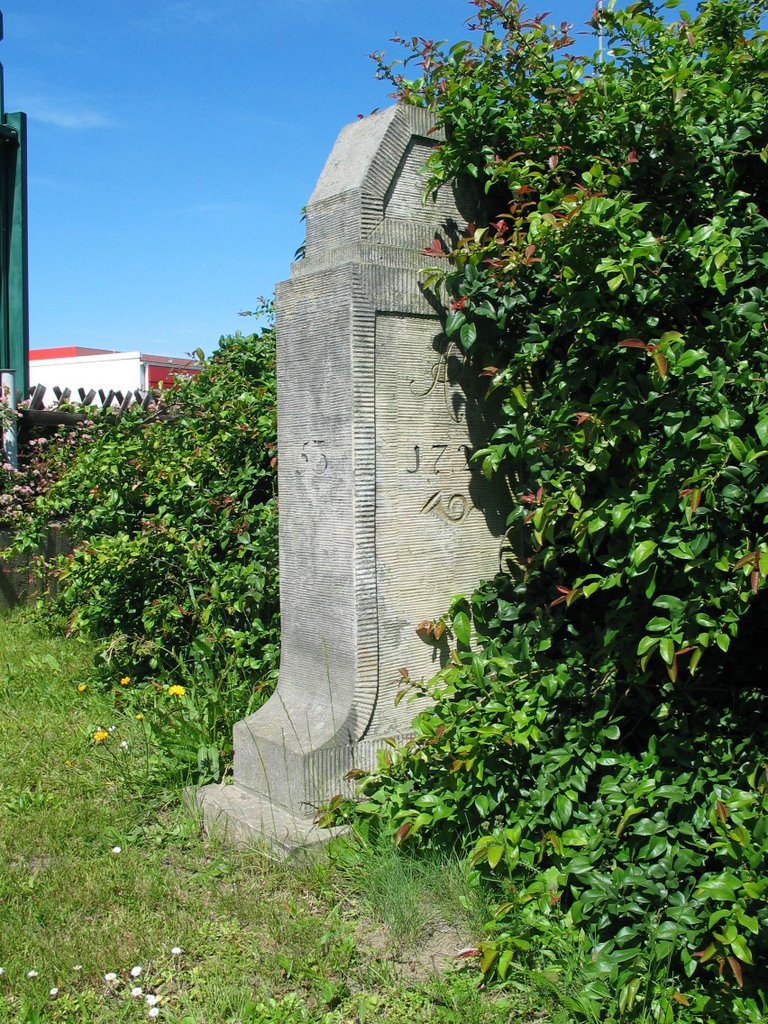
[[28, 346, 200, 404]]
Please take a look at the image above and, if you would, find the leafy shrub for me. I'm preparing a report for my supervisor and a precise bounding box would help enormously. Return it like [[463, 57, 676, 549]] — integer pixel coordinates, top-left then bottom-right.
[[0, 408, 100, 530], [343, 1, 768, 1019], [12, 324, 279, 783]]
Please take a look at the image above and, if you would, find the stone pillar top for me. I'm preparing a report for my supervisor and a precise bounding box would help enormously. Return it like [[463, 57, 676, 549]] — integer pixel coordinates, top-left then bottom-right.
[[301, 104, 470, 270]]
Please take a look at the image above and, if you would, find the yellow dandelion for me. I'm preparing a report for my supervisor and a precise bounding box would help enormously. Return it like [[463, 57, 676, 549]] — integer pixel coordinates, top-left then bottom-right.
[[119, 676, 131, 686], [93, 730, 109, 744], [135, 712, 144, 721], [167, 685, 186, 697], [78, 683, 87, 693]]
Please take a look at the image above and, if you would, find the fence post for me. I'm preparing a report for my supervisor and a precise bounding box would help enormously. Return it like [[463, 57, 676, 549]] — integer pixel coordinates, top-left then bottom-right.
[[1, 366, 16, 468]]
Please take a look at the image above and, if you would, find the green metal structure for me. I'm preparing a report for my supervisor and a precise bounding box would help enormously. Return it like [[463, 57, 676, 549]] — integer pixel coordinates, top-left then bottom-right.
[[0, 11, 28, 396]]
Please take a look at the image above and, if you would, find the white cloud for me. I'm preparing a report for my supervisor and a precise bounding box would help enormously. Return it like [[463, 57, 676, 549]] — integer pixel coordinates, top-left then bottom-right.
[[21, 99, 116, 130]]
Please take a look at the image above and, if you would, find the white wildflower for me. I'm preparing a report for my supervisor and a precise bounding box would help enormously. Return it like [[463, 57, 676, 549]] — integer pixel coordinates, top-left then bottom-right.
[[130, 965, 142, 978], [27, 970, 38, 978], [145, 994, 159, 1006], [170, 946, 182, 956], [111, 846, 122, 855], [131, 986, 143, 997], [49, 987, 59, 998], [148, 1009, 160, 1019], [104, 972, 117, 982]]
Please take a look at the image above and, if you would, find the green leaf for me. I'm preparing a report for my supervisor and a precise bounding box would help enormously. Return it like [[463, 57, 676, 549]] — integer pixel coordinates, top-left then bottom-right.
[[637, 635, 659, 656], [487, 843, 504, 869], [730, 935, 753, 965], [453, 611, 471, 647], [633, 540, 657, 566], [659, 637, 675, 666]]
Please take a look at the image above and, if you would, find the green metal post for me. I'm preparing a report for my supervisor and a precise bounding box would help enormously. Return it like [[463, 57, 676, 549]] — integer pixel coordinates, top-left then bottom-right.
[[0, 10, 29, 398]]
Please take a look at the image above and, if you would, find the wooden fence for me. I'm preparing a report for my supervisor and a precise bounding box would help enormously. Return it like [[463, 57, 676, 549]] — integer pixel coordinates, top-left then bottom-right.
[[22, 384, 158, 428], [0, 526, 73, 610]]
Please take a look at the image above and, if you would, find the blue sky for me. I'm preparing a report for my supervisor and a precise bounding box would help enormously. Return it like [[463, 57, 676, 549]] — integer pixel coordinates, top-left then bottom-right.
[[2, 1, 601, 358]]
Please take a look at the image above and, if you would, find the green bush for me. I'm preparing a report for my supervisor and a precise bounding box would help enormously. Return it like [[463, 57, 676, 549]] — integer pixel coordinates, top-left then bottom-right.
[[343, 2, 768, 1019], [13, 324, 279, 783]]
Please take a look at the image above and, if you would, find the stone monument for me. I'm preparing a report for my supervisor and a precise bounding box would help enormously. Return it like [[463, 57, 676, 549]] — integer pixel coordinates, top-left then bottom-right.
[[198, 104, 509, 851]]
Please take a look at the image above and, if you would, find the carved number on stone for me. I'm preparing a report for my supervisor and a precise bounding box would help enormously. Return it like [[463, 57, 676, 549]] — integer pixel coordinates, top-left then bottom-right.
[[420, 491, 470, 524], [406, 444, 473, 474], [432, 444, 447, 473], [297, 440, 328, 476]]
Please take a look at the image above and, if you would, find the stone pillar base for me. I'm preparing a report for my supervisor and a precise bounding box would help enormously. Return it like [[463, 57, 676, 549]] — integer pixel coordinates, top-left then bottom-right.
[[195, 782, 346, 856]]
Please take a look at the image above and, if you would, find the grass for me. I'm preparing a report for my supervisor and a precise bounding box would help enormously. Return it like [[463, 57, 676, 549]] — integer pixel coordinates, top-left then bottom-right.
[[0, 607, 578, 1024]]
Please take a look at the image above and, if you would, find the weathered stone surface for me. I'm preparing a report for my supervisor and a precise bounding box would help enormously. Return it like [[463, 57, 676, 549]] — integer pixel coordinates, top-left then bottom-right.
[[198, 104, 508, 847]]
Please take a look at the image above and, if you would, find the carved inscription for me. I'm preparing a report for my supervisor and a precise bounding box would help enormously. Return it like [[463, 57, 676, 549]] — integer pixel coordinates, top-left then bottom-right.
[[420, 491, 470, 523], [296, 439, 328, 476], [405, 443, 475, 475], [404, 443, 478, 520], [374, 312, 504, 734], [409, 340, 466, 423]]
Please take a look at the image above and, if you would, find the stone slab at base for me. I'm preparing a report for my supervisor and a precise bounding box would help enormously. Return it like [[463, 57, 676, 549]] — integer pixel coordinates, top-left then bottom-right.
[[195, 783, 345, 856]]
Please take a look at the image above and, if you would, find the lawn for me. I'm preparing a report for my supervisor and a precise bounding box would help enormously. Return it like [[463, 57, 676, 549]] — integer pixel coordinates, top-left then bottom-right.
[[0, 609, 572, 1024]]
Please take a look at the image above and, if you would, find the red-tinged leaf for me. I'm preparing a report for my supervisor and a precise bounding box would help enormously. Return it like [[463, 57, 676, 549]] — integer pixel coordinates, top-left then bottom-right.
[[676, 645, 696, 657], [627, 149, 638, 163], [416, 619, 432, 640], [686, 30, 695, 46], [432, 621, 446, 640], [479, 946, 499, 975], [455, 947, 481, 959], [691, 489, 702, 511], [653, 351, 668, 378], [618, 338, 647, 349], [548, 154, 559, 170], [679, 488, 694, 497], [573, 411, 591, 425], [556, 585, 571, 594], [727, 956, 743, 989], [421, 238, 446, 257], [716, 799, 729, 822], [398, 666, 410, 679], [520, 493, 539, 505], [394, 821, 412, 846], [693, 943, 717, 963], [480, 366, 499, 377], [752, 570, 760, 594], [536, 486, 544, 502], [733, 551, 758, 571], [492, 219, 509, 236], [524, 243, 537, 260], [450, 295, 468, 310]]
